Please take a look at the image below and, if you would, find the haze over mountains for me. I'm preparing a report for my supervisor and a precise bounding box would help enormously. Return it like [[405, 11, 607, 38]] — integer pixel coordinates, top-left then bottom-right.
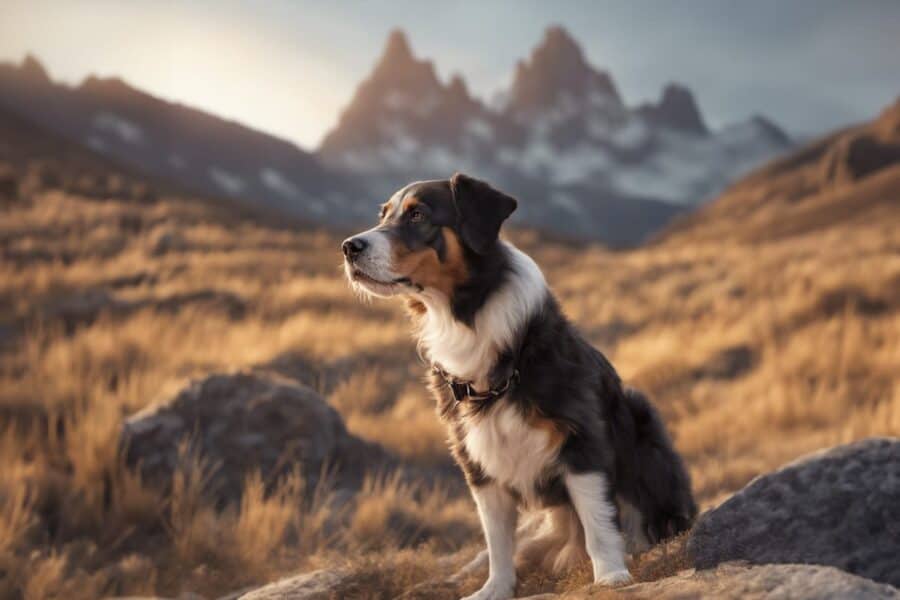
[[0, 26, 794, 244]]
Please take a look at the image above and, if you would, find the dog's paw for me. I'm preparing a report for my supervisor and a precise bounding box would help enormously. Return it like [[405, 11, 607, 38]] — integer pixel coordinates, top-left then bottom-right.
[[594, 568, 632, 587], [461, 577, 515, 600]]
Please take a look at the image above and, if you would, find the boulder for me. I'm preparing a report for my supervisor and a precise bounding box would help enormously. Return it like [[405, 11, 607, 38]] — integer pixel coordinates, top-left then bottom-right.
[[688, 438, 900, 587], [610, 563, 900, 600], [229, 570, 350, 600], [820, 133, 900, 186], [122, 370, 394, 502], [229, 562, 900, 600]]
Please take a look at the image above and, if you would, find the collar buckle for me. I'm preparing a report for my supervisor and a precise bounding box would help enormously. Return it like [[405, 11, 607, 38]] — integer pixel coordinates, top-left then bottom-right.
[[432, 364, 519, 404]]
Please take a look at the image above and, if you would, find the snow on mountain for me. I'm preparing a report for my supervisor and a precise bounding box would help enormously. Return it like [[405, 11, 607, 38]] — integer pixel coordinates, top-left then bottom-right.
[[260, 167, 302, 199], [92, 112, 145, 145], [318, 27, 793, 243], [208, 166, 245, 196]]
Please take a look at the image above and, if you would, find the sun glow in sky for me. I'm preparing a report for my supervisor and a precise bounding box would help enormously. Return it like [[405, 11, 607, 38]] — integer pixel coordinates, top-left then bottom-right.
[[2, 0, 898, 149]]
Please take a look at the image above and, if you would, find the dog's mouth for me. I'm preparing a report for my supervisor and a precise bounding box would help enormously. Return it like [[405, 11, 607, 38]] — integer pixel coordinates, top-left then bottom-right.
[[349, 268, 417, 295], [351, 269, 405, 286]]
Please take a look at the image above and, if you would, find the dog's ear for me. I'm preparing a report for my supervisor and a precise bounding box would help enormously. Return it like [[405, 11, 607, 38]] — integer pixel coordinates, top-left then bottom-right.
[[449, 172, 517, 254]]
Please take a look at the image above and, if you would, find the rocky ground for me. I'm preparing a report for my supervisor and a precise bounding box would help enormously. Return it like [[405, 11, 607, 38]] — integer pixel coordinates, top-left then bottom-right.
[[183, 439, 900, 600]]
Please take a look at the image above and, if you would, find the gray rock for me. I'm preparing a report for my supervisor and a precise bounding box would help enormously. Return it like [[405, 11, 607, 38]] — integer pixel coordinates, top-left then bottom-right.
[[612, 563, 900, 600], [820, 133, 900, 186], [688, 438, 900, 587], [230, 562, 899, 600], [122, 370, 394, 502], [232, 569, 349, 600]]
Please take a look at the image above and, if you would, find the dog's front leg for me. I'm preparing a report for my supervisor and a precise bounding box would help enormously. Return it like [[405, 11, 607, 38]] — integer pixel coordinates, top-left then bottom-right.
[[564, 471, 632, 586], [463, 482, 517, 600]]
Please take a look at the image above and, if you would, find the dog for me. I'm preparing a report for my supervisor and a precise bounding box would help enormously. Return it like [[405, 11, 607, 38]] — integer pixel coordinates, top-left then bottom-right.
[[343, 173, 697, 600]]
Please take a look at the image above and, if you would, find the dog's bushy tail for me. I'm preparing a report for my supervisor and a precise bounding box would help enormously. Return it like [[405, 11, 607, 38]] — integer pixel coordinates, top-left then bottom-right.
[[620, 387, 697, 547]]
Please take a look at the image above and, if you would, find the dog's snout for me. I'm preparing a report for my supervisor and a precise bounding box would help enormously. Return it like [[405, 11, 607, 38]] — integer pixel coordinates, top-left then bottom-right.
[[342, 236, 368, 260]]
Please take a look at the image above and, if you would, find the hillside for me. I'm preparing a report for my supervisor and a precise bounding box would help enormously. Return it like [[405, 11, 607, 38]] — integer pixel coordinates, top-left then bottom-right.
[[0, 99, 897, 599], [662, 97, 900, 244], [0, 55, 366, 226]]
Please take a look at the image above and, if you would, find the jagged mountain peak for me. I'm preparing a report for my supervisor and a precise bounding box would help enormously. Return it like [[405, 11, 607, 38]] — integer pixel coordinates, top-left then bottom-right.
[[637, 83, 708, 135], [507, 25, 621, 117], [369, 28, 440, 90], [79, 75, 136, 96], [748, 114, 791, 144], [447, 74, 470, 100], [380, 29, 416, 68], [660, 84, 701, 116], [874, 95, 900, 136], [318, 29, 485, 164], [19, 54, 50, 83], [534, 25, 589, 71]]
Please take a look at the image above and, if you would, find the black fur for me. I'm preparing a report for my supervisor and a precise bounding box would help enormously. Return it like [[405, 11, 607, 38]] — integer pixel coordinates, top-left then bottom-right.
[[436, 286, 697, 545], [450, 243, 511, 327], [353, 173, 697, 551], [449, 172, 518, 255], [424, 174, 696, 547]]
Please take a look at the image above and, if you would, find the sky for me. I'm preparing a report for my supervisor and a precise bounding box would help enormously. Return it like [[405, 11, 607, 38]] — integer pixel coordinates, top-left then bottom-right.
[[1, 0, 898, 149]]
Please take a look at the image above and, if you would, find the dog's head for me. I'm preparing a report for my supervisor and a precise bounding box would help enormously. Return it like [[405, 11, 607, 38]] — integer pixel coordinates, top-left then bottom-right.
[[342, 173, 517, 299]]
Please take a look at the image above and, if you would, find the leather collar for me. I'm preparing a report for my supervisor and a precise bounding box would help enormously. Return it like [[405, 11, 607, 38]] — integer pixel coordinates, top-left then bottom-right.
[[431, 363, 519, 404]]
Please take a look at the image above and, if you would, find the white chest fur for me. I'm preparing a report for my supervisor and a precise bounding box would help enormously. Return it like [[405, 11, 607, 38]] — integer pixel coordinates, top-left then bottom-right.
[[462, 404, 560, 504], [416, 242, 548, 386]]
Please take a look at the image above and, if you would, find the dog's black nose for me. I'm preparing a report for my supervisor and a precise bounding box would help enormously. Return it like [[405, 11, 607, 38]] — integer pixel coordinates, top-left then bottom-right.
[[342, 237, 367, 259]]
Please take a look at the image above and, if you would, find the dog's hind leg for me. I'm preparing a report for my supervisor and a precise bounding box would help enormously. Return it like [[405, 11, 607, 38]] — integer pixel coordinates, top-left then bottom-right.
[[564, 471, 632, 586], [515, 506, 588, 574]]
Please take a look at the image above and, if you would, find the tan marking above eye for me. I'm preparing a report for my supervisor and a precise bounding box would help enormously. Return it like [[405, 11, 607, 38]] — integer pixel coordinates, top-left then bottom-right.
[[400, 195, 421, 214]]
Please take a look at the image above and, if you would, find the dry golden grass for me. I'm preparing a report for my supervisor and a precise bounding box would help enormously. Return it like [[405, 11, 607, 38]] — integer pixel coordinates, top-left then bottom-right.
[[1, 163, 898, 598]]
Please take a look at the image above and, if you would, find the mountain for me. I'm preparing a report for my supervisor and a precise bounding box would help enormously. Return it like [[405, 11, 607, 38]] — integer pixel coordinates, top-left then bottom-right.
[[636, 84, 707, 135], [0, 28, 794, 245], [318, 27, 793, 243], [661, 96, 900, 244], [0, 55, 366, 225]]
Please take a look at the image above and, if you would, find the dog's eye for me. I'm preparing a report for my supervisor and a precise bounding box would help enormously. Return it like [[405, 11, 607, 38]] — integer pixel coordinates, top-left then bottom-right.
[[409, 209, 426, 224]]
